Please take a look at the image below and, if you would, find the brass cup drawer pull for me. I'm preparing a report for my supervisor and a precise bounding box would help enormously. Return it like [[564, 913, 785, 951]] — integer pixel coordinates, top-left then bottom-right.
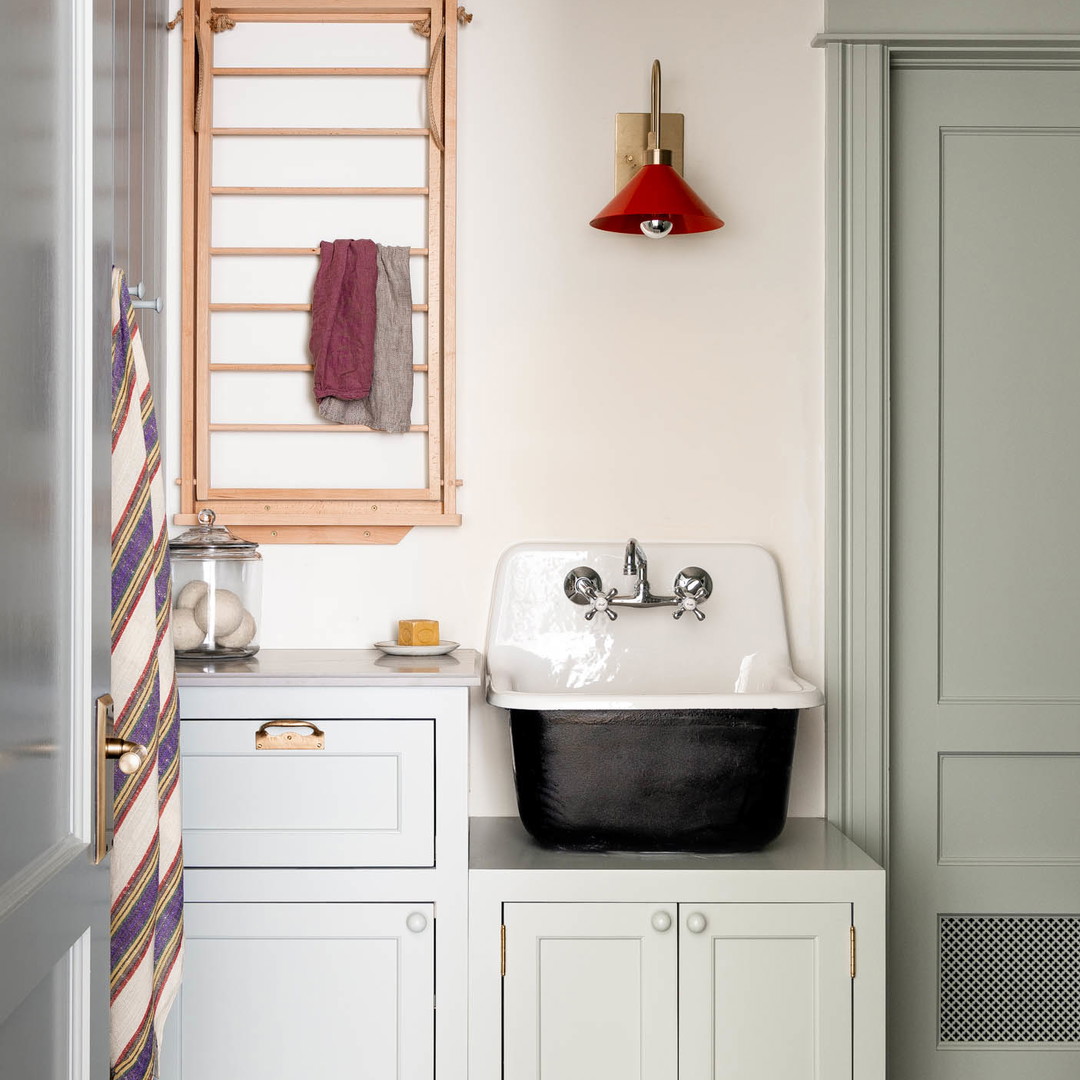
[[255, 720, 326, 750]]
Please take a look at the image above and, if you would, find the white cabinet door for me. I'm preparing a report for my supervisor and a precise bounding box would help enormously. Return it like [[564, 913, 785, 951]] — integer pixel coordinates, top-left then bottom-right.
[[503, 903, 678, 1080], [679, 903, 853, 1080], [166, 902, 434, 1080]]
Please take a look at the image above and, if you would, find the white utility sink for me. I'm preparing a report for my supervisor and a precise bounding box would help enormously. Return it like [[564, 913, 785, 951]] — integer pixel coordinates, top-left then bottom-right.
[[485, 541, 823, 712]]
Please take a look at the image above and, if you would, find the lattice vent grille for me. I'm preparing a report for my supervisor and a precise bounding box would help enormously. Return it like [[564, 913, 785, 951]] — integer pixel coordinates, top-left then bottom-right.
[[939, 914, 1080, 1044]]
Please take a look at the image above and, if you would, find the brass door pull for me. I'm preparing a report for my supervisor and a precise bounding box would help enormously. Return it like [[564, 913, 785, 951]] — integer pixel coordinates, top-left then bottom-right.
[[94, 694, 149, 863], [105, 737, 149, 775], [255, 720, 326, 750]]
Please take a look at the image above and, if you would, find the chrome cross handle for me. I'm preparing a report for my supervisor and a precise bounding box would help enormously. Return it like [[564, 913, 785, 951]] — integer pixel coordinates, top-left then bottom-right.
[[672, 566, 712, 621], [673, 593, 706, 621], [585, 587, 619, 621], [564, 567, 620, 622]]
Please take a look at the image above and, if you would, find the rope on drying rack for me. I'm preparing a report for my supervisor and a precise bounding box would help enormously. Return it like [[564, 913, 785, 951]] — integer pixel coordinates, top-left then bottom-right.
[[193, 12, 238, 132], [413, 7, 472, 153]]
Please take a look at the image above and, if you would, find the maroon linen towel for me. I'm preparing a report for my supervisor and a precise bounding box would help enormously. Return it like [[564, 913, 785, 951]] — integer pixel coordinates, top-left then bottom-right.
[[310, 238, 378, 400]]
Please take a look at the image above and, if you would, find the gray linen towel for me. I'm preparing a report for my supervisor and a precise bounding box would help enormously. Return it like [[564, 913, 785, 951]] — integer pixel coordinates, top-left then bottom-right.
[[318, 244, 414, 433]]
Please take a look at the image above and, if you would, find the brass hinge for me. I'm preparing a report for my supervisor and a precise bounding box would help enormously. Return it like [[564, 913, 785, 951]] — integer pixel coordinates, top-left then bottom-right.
[[850, 926, 857, 979], [500, 924, 506, 977]]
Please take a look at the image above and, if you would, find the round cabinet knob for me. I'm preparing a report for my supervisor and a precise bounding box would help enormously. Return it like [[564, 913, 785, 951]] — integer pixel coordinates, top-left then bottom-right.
[[686, 912, 708, 934], [406, 912, 428, 934], [651, 910, 672, 933]]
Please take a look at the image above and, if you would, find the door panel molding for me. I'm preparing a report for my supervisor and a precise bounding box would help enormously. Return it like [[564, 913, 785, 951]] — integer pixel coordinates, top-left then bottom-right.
[[821, 37, 1080, 867]]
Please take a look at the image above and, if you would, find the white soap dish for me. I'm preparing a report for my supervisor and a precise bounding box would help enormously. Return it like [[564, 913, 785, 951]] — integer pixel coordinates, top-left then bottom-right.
[[375, 640, 460, 657]]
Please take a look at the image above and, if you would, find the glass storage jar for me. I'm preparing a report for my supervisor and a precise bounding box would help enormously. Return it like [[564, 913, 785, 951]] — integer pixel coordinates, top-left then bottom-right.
[[169, 508, 262, 659]]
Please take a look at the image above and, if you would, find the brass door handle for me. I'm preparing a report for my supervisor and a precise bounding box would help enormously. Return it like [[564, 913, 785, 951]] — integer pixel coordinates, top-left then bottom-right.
[[105, 737, 149, 775], [94, 694, 149, 864]]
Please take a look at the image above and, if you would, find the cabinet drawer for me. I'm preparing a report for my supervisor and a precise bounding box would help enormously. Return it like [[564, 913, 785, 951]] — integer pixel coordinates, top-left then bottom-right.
[[180, 717, 434, 867], [164, 902, 434, 1080]]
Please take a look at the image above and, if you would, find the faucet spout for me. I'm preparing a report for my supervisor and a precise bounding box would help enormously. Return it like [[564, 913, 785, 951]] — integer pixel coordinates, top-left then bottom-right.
[[624, 538, 646, 580]]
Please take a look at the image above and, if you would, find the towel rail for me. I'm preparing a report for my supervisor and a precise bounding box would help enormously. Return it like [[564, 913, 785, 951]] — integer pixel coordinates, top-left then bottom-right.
[[209, 247, 429, 256], [211, 127, 428, 137], [212, 66, 428, 76], [209, 423, 429, 433], [181, 0, 460, 540], [209, 363, 429, 373], [211, 185, 428, 196], [208, 303, 428, 312], [226, 12, 422, 23]]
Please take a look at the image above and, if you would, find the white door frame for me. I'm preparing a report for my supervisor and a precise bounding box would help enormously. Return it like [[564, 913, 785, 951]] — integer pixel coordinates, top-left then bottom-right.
[[819, 33, 1080, 866]]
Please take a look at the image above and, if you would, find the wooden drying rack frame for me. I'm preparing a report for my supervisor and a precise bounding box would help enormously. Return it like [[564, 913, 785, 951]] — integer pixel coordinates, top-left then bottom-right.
[[176, 0, 461, 544]]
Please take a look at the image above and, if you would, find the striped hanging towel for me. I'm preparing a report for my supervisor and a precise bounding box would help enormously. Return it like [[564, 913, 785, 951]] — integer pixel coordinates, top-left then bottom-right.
[[110, 268, 184, 1080]]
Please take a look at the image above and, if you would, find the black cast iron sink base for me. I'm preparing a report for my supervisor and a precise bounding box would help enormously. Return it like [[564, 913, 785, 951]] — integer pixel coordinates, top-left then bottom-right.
[[509, 708, 798, 854]]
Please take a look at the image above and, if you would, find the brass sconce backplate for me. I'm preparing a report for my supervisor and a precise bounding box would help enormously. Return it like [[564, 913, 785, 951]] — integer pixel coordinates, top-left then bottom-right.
[[615, 112, 685, 191]]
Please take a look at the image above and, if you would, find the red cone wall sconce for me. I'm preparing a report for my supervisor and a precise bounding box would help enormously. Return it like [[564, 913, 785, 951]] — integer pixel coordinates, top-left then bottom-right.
[[590, 60, 724, 238]]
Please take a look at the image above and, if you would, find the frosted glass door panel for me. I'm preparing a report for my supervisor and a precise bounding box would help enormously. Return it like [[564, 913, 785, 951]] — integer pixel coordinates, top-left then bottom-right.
[[214, 135, 429, 189], [209, 309, 427, 366], [210, 431, 428, 489], [212, 194, 428, 248], [213, 21, 427, 68], [679, 903, 853, 1080], [503, 903, 677, 1080], [214, 75, 425, 129], [210, 253, 427, 304], [176, 904, 433, 1080]]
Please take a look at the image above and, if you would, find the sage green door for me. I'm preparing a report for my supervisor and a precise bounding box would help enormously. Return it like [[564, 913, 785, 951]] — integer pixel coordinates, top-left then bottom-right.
[[0, 0, 112, 1073], [891, 65, 1080, 1079]]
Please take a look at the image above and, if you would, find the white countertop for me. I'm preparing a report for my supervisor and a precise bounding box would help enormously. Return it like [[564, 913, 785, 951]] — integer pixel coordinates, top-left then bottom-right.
[[175, 647, 483, 687]]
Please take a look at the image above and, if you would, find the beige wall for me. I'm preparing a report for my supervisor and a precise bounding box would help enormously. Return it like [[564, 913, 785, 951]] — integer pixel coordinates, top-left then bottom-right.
[[166, 0, 827, 817]]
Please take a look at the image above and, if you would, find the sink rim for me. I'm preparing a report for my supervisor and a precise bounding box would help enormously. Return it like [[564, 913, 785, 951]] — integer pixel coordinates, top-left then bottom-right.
[[486, 679, 824, 712]]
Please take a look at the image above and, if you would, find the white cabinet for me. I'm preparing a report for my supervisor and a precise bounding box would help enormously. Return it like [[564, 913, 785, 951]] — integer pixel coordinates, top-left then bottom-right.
[[503, 903, 678, 1080], [161, 650, 479, 1080], [502, 901, 852, 1080], [678, 903, 853, 1080], [471, 817, 885, 1080], [177, 903, 434, 1080]]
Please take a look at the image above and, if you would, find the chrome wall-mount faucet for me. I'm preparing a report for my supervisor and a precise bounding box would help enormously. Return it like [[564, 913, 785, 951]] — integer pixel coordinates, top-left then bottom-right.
[[563, 539, 713, 622]]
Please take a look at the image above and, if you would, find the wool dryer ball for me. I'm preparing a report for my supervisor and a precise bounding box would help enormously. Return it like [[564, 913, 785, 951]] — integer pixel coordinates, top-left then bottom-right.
[[193, 589, 245, 637], [219, 612, 256, 649], [174, 579, 209, 610], [171, 608, 205, 651], [218, 611, 256, 649]]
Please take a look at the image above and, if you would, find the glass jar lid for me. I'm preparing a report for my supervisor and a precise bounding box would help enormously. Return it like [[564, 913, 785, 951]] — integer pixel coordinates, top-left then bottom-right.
[[169, 508, 259, 552]]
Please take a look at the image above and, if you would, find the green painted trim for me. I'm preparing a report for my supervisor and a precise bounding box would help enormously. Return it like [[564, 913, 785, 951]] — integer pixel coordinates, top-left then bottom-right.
[[814, 33, 1080, 47], [825, 43, 891, 866], [824, 36, 1080, 867]]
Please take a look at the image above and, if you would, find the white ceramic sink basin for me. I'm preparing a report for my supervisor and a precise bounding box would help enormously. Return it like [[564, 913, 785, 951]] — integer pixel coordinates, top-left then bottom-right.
[[485, 541, 823, 712]]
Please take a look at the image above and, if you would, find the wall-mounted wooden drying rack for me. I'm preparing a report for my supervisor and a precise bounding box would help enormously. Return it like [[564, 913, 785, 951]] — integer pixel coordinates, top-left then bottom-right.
[[177, 0, 463, 544]]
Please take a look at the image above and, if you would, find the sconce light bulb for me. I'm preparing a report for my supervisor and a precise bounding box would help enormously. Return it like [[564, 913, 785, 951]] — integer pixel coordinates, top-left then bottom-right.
[[640, 218, 674, 239]]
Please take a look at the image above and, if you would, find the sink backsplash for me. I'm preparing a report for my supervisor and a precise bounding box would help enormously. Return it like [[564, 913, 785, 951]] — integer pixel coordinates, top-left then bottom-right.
[[485, 541, 808, 698]]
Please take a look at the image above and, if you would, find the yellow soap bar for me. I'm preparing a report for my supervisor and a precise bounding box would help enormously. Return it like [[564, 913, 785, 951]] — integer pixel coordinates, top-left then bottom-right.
[[398, 619, 439, 646]]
